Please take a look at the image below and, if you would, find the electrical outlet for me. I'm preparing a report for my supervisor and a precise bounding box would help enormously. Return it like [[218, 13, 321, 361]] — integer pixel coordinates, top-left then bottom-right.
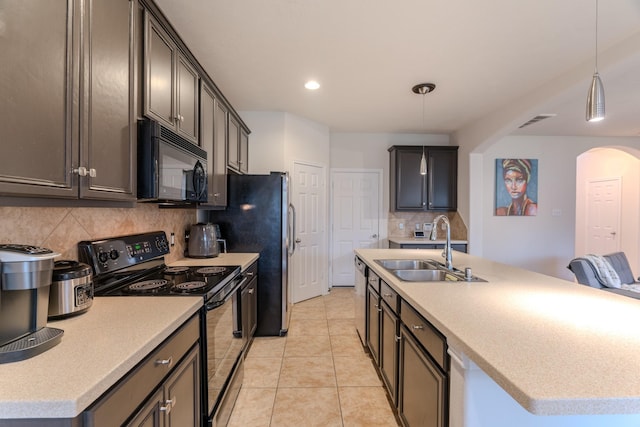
[[415, 223, 421, 231], [423, 223, 433, 232], [170, 232, 175, 247], [399, 223, 404, 230]]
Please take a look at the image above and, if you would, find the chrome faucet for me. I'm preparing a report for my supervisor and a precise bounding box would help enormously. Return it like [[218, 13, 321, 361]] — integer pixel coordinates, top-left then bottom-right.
[[430, 215, 453, 270]]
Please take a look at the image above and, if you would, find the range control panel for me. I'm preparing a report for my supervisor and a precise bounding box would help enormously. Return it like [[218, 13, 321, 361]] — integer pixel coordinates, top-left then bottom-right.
[[78, 231, 170, 276]]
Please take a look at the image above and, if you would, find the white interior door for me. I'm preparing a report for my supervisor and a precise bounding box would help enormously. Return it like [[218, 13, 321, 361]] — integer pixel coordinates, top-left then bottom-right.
[[330, 170, 381, 287], [291, 162, 326, 303], [586, 178, 621, 254]]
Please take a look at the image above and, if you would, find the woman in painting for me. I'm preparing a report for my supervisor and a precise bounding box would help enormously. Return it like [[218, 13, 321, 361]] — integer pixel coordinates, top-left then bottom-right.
[[495, 158, 538, 216]]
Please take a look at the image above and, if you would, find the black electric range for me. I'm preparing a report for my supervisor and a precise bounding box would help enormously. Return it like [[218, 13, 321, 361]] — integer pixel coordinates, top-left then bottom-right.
[[78, 231, 246, 426], [78, 231, 240, 300]]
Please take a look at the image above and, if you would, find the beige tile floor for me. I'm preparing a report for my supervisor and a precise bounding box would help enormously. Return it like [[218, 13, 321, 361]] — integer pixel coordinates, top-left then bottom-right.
[[228, 287, 400, 427]]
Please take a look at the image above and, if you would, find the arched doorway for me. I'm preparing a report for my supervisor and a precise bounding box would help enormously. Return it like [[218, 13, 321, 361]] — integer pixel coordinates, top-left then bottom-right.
[[575, 147, 640, 275]]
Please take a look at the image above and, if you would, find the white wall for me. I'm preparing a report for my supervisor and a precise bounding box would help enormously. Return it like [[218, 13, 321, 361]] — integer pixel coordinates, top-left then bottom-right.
[[238, 111, 286, 174], [480, 135, 640, 280]]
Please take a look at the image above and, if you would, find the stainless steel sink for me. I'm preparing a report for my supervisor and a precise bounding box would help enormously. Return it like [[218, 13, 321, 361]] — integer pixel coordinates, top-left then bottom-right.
[[374, 259, 440, 270], [394, 269, 455, 282], [373, 258, 486, 282]]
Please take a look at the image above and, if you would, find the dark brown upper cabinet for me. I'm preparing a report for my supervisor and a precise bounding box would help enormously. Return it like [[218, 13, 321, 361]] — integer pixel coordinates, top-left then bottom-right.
[[0, 0, 136, 202], [389, 145, 458, 211], [144, 11, 199, 145], [200, 81, 228, 207]]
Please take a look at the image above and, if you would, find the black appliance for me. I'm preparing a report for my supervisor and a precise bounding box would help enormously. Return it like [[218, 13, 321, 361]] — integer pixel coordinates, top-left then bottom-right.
[[137, 118, 207, 204], [78, 231, 244, 426], [208, 172, 293, 336]]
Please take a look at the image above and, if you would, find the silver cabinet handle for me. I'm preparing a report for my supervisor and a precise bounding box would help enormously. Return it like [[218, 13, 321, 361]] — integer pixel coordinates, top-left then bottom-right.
[[372, 234, 378, 238], [246, 272, 255, 277], [383, 293, 393, 298], [395, 335, 401, 342], [160, 397, 176, 414], [412, 325, 424, 330], [74, 167, 97, 178], [295, 238, 301, 243], [155, 356, 173, 367], [248, 288, 254, 294], [374, 304, 382, 313]]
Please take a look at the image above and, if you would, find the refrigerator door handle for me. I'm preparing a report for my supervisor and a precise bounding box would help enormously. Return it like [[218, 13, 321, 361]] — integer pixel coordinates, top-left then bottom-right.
[[288, 203, 296, 256]]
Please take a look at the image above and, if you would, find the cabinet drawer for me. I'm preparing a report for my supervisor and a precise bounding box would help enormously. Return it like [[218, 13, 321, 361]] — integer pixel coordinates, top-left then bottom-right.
[[367, 270, 380, 293], [400, 300, 447, 370], [379, 280, 398, 313], [85, 314, 200, 426]]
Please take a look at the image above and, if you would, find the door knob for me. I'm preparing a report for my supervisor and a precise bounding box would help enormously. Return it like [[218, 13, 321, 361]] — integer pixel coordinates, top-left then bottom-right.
[[371, 234, 378, 238]]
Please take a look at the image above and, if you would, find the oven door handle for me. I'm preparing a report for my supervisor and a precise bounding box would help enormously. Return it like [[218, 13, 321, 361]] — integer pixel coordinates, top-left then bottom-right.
[[204, 275, 248, 311]]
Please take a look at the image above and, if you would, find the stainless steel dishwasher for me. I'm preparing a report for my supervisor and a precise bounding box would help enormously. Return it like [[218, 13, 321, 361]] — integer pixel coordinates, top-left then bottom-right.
[[354, 256, 367, 346]]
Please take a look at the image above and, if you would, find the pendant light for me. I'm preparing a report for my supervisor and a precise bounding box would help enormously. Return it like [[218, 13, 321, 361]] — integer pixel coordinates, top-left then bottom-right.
[[586, 0, 605, 122], [412, 83, 436, 175]]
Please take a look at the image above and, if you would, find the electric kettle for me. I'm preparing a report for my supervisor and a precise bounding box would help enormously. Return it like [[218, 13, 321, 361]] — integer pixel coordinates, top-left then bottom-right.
[[187, 223, 220, 258]]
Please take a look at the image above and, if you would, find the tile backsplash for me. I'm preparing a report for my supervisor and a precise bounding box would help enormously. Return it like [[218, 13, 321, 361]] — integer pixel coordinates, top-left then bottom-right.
[[388, 211, 467, 240], [0, 205, 195, 263]]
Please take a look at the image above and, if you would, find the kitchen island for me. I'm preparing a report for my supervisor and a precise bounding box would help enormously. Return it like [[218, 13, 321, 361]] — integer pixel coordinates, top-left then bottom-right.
[[357, 248, 640, 427]]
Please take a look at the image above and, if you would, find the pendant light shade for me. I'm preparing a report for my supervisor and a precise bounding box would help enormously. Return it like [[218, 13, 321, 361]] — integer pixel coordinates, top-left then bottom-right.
[[586, 0, 605, 122], [586, 72, 605, 121], [412, 83, 435, 176], [420, 147, 427, 175]]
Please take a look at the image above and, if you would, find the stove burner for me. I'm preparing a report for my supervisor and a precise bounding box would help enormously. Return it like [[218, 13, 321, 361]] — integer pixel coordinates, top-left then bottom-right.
[[126, 279, 169, 293], [173, 281, 208, 292], [164, 266, 190, 274], [196, 266, 227, 276]]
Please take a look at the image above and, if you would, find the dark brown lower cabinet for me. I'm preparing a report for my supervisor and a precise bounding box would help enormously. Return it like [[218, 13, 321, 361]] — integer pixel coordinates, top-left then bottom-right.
[[380, 297, 399, 403], [398, 324, 447, 427], [366, 283, 380, 364]]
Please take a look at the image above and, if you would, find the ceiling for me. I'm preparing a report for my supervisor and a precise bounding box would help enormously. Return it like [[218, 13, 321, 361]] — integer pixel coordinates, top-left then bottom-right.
[[154, 0, 640, 138]]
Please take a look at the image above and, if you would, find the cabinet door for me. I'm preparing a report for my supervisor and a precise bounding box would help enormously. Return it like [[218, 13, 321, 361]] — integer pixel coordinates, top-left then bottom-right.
[[248, 276, 258, 337], [394, 148, 426, 210], [176, 54, 199, 143], [81, 0, 136, 200], [380, 301, 399, 404], [427, 148, 457, 210], [144, 14, 175, 129], [366, 286, 380, 364], [241, 274, 258, 340], [127, 388, 165, 427], [239, 128, 249, 173], [200, 82, 215, 204], [399, 326, 447, 427], [0, 0, 76, 198], [212, 99, 229, 205], [227, 115, 240, 171], [165, 346, 200, 427]]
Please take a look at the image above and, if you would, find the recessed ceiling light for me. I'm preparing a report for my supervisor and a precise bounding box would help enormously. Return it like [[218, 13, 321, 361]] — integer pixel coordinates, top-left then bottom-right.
[[304, 80, 320, 90]]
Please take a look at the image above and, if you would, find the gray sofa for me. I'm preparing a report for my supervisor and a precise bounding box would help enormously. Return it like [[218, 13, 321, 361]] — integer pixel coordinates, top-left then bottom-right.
[[567, 252, 640, 300]]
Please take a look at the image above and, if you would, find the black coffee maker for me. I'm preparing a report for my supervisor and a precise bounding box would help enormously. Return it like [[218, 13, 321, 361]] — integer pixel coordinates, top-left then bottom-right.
[[0, 244, 63, 363]]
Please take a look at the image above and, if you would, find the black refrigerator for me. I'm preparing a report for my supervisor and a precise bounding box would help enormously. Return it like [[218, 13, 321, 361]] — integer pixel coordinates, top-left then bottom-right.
[[208, 172, 293, 336]]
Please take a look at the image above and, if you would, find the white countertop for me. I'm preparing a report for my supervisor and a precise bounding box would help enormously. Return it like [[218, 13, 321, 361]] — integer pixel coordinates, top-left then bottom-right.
[[356, 248, 640, 416], [170, 253, 258, 271], [0, 297, 202, 419]]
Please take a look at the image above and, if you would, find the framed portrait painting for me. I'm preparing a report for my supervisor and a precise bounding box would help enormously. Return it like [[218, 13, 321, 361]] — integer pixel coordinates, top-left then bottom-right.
[[495, 158, 538, 216]]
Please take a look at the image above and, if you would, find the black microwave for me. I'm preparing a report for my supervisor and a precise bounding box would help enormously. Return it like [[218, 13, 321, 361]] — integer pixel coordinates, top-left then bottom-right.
[[137, 118, 207, 203]]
